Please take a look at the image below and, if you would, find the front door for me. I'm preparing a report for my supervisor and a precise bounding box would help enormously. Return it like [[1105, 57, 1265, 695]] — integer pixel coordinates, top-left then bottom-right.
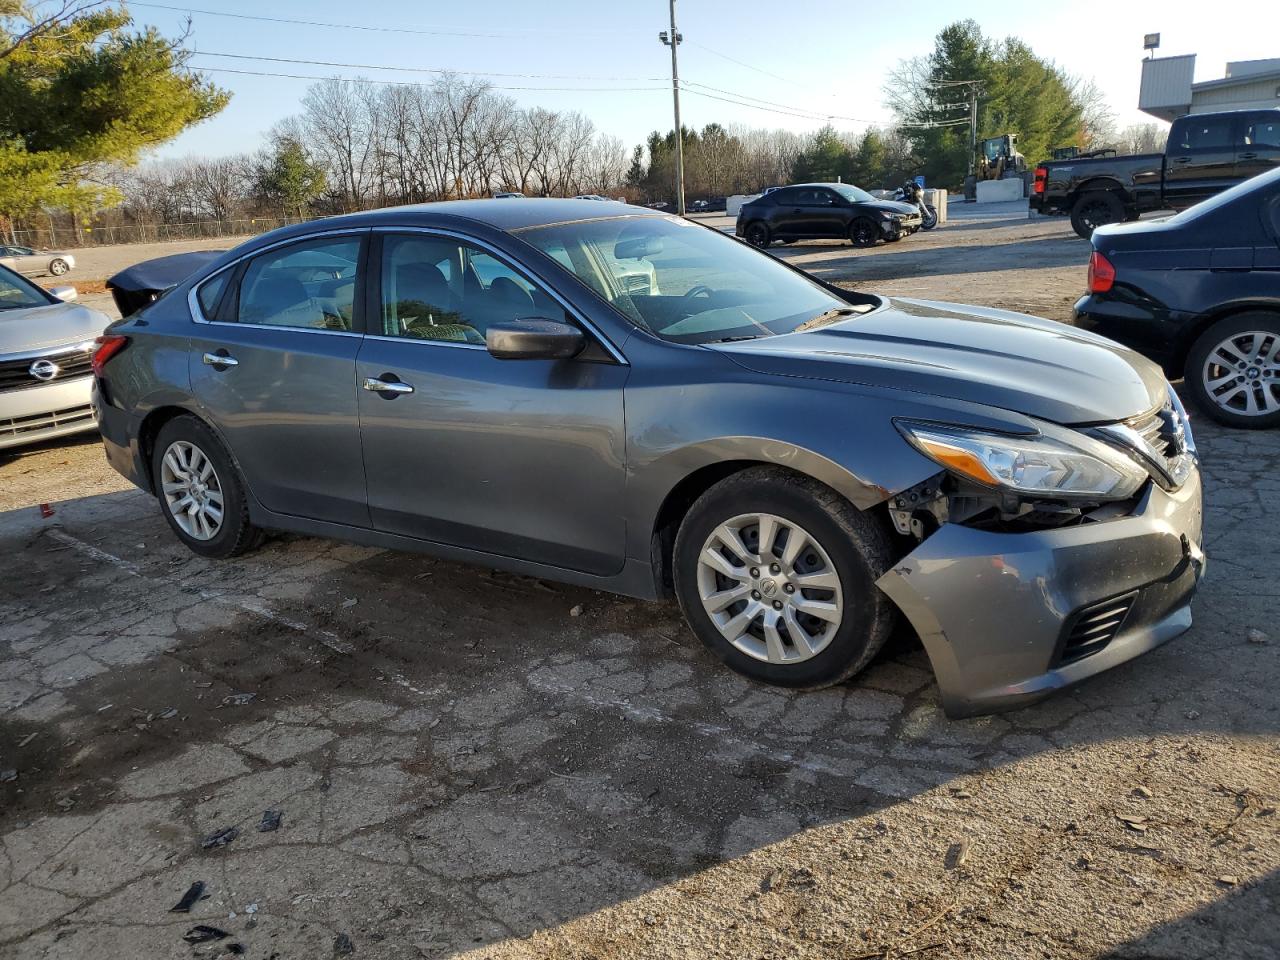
[[1237, 112, 1280, 181], [189, 232, 370, 527], [356, 231, 628, 575], [1165, 114, 1238, 208]]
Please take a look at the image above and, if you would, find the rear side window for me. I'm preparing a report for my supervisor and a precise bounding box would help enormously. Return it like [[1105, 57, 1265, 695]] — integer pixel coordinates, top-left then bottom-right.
[[237, 237, 361, 330], [1174, 117, 1233, 151], [195, 271, 230, 319], [770, 188, 801, 204]]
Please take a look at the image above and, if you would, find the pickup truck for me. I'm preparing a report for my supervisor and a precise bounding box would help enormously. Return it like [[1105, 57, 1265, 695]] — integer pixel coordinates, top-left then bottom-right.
[[1030, 108, 1280, 238]]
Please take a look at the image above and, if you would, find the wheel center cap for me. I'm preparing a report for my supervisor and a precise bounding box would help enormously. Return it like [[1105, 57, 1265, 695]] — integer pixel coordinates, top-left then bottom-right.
[[1247, 367, 1260, 380], [760, 579, 778, 598]]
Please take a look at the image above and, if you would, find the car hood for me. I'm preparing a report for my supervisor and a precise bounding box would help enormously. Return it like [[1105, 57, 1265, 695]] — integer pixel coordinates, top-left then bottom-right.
[[713, 297, 1167, 425], [0, 301, 112, 354], [866, 199, 919, 216]]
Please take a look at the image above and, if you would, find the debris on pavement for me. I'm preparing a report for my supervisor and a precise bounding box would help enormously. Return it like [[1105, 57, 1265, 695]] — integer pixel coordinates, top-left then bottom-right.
[[945, 840, 970, 870], [220, 692, 256, 707], [39, 502, 54, 518], [1247, 628, 1269, 645], [1217, 875, 1240, 887], [569, 604, 584, 617], [0, 769, 17, 783], [341, 597, 358, 608], [17, 731, 37, 747], [257, 809, 282, 832], [1117, 814, 1150, 833], [201, 826, 240, 850], [1132, 785, 1153, 799], [170, 880, 207, 913], [333, 932, 355, 955], [182, 925, 229, 944]]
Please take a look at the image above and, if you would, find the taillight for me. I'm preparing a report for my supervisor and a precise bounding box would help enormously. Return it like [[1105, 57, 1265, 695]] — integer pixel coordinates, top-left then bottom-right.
[[1087, 251, 1116, 294], [91, 335, 129, 376], [1033, 166, 1048, 194]]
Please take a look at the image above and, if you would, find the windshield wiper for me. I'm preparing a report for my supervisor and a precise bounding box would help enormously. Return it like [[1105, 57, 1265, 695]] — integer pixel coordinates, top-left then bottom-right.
[[793, 306, 858, 334], [704, 334, 761, 344]]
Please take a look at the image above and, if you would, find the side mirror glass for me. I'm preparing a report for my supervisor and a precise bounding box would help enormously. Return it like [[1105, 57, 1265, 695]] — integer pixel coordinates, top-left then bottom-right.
[[486, 318, 585, 360], [49, 285, 77, 302]]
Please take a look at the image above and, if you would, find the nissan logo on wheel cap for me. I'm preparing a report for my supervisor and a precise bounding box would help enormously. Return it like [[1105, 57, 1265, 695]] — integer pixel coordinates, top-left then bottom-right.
[[28, 359, 60, 381]]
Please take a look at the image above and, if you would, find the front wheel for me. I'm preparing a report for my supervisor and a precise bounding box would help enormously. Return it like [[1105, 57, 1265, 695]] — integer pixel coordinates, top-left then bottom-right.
[[48, 258, 69, 276], [152, 415, 266, 557], [744, 221, 771, 248], [921, 205, 938, 230], [673, 467, 896, 689], [1185, 313, 1280, 429], [849, 218, 879, 248]]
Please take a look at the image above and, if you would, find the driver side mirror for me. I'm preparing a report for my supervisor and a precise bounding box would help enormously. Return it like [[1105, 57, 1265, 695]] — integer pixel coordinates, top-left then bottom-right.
[[486, 318, 585, 360]]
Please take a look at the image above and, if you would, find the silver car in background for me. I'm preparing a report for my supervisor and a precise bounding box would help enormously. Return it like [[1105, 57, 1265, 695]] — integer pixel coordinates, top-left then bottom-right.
[[0, 244, 76, 277], [0, 265, 110, 449]]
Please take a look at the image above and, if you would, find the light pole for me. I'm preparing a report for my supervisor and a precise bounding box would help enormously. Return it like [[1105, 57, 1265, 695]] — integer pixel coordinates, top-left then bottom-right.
[[658, 0, 685, 216]]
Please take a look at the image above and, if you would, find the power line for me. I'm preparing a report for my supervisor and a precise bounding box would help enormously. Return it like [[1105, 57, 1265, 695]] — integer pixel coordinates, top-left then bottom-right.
[[191, 66, 667, 93], [186, 50, 666, 83], [686, 40, 801, 87], [680, 82, 974, 128], [130, 2, 618, 39]]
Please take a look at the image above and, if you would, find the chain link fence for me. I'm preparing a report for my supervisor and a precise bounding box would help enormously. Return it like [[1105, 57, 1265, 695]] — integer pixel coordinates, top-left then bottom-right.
[[11, 215, 315, 249]]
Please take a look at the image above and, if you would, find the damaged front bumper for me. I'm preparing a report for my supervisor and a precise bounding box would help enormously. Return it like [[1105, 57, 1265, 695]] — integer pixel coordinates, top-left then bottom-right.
[[876, 467, 1205, 718]]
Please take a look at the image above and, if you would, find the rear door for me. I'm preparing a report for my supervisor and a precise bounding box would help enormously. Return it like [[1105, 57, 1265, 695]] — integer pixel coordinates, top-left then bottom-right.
[[355, 229, 628, 575], [188, 231, 370, 527], [1238, 112, 1280, 181], [767, 187, 811, 237], [794, 187, 846, 239], [1164, 114, 1239, 208]]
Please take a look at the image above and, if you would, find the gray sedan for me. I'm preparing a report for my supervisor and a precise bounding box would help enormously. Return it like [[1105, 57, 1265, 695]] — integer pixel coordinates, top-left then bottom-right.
[[91, 200, 1205, 716], [0, 244, 75, 277]]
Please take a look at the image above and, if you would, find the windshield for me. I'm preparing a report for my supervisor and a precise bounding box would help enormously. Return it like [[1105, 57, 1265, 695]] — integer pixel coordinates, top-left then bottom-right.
[[0, 267, 53, 312], [518, 215, 849, 344], [832, 184, 875, 204]]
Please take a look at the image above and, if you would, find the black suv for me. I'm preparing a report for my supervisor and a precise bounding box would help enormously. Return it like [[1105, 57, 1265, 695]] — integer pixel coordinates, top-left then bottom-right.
[[1074, 166, 1280, 428], [736, 183, 921, 248]]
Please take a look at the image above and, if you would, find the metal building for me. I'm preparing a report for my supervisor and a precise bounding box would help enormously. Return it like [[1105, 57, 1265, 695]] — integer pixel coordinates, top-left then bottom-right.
[[1139, 54, 1280, 122]]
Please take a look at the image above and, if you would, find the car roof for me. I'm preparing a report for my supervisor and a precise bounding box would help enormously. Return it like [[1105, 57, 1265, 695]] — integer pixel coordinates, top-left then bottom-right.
[[318, 198, 664, 233]]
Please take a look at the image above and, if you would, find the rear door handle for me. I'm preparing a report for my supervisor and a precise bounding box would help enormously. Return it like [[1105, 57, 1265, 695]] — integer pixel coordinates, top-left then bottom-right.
[[363, 376, 414, 395], [202, 351, 238, 367], [1173, 156, 1192, 163], [1239, 152, 1258, 160]]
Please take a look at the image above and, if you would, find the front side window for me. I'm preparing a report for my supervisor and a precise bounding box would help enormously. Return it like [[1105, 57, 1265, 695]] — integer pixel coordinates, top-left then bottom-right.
[[795, 188, 835, 206], [379, 234, 565, 345], [236, 236, 360, 330], [0, 268, 53, 311], [518, 216, 851, 345], [1245, 118, 1280, 148]]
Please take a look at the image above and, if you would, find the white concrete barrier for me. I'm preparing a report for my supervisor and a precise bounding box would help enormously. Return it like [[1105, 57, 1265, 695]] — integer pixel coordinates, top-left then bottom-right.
[[975, 178, 1024, 203], [727, 194, 759, 217]]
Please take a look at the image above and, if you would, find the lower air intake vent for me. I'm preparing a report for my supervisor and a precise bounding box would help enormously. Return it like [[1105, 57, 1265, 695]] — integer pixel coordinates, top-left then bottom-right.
[[1059, 592, 1137, 664]]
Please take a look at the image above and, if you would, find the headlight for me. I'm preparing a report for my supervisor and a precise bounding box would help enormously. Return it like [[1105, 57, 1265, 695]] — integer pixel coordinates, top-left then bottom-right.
[[897, 420, 1148, 500]]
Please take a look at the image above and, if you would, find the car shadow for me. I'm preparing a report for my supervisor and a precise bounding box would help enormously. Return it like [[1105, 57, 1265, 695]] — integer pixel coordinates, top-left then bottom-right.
[[0, 413, 1275, 956]]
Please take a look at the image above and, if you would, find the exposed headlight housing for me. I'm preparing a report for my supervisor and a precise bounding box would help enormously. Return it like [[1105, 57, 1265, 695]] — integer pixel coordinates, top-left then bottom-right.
[[897, 420, 1148, 501]]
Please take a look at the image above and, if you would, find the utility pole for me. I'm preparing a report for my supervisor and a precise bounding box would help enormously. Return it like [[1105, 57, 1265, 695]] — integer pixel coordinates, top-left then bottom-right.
[[659, 0, 685, 216], [967, 85, 979, 178]]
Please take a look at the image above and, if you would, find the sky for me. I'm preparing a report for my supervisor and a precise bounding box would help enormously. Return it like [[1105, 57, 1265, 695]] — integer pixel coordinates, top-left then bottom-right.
[[133, 0, 1280, 161]]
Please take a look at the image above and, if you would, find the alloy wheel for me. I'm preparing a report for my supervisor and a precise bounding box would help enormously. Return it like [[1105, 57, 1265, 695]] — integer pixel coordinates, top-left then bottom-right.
[[745, 223, 769, 248], [160, 440, 225, 540], [695, 512, 843, 665], [50, 259, 68, 275], [1201, 330, 1280, 417]]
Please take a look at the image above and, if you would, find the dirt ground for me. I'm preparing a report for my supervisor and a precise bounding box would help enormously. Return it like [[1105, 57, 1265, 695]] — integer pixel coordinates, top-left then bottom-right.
[[1, 206, 1278, 960]]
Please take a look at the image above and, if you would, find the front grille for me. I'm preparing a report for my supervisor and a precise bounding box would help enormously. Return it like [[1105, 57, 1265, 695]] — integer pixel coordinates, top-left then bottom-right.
[[1058, 592, 1136, 664], [1118, 395, 1193, 486], [0, 344, 95, 393], [1128, 408, 1170, 458]]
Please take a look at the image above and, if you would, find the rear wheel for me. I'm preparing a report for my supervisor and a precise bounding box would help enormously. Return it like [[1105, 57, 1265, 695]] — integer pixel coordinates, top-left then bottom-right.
[[673, 467, 896, 689], [152, 415, 265, 557], [1185, 313, 1280, 429], [744, 221, 771, 248], [849, 218, 879, 248], [1070, 191, 1125, 239], [48, 258, 69, 276]]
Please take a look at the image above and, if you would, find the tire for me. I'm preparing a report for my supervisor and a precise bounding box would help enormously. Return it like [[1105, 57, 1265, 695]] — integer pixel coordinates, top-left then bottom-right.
[[744, 221, 771, 248], [48, 258, 69, 276], [1184, 312, 1280, 429], [849, 217, 879, 248], [152, 415, 265, 557], [1069, 191, 1125, 239], [921, 205, 938, 230], [672, 466, 897, 689]]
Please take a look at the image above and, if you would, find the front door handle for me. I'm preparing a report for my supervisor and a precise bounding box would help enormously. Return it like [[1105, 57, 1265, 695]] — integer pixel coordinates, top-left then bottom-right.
[[363, 376, 414, 395], [1239, 152, 1258, 160], [202, 351, 238, 368], [1173, 156, 1192, 163]]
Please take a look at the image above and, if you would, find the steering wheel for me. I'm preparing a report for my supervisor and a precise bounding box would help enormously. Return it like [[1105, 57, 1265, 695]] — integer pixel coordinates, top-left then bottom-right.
[[683, 284, 714, 300]]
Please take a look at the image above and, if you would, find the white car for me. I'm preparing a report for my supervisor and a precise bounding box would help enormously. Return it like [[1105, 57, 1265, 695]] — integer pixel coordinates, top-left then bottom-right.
[[0, 265, 111, 449], [0, 244, 76, 277]]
